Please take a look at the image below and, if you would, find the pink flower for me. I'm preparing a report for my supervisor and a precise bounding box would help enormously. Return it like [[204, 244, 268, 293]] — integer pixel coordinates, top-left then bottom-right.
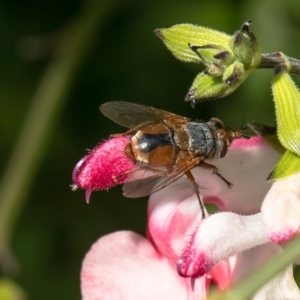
[[75, 136, 300, 299]]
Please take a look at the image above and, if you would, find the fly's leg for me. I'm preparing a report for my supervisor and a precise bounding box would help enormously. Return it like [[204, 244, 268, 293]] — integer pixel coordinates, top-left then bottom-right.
[[185, 170, 206, 219], [199, 161, 233, 188]]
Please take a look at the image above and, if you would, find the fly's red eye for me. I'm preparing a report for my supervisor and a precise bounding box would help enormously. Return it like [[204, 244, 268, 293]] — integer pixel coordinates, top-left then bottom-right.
[[209, 118, 225, 130]]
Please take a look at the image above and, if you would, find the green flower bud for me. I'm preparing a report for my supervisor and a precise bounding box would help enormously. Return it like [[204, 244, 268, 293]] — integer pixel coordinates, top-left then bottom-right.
[[185, 72, 233, 102], [230, 20, 261, 69], [185, 61, 249, 102], [222, 61, 246, 86], [269, 150, 300, 180], [272, 71, 300, 155], [188, 44, 233, 70], [156, 21, 262, 104], [212, 50, 234, 71]]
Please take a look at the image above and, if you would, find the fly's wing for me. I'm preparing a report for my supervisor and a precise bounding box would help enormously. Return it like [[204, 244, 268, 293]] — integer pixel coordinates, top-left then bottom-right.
[[122, 159, 197, 198], [100, 101, 189, 129]]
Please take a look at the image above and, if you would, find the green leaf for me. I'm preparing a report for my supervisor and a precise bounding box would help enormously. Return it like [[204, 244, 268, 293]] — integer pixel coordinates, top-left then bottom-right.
[[155, 24, 231, 63], [269, 150, 300, 180], [272, 72, 300, 155]]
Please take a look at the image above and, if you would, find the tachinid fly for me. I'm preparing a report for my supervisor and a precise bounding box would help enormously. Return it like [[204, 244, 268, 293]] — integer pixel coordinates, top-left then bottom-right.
[[100, 101, 247, 218]]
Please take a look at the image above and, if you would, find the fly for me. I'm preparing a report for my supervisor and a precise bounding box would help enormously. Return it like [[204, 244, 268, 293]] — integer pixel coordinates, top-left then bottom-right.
[[100, 101, 247, 218]]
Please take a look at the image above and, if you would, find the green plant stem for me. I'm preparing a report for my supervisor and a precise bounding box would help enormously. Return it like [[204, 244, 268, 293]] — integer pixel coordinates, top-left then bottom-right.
[[209, 236, 300, 300], [0, 0, 114, 270], [260, 52, 300, 75]]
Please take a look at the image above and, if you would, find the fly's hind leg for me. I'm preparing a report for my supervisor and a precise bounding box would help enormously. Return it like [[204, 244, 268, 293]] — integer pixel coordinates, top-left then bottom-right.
[[185, 170, 206, 219], [199, 161, 233, 188]]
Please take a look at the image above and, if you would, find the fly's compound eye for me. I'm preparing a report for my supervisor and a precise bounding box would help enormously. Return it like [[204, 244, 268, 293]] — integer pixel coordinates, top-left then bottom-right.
[[209, 118, 225, 130]]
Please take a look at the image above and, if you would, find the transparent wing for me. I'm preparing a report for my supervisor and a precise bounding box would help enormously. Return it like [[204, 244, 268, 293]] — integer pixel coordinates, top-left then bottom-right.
[[122, 159, 197, 198], [100, 101, 189, 128]]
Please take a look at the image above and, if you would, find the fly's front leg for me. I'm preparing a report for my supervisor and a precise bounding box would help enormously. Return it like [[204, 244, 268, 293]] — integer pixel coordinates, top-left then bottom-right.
[[185, 170, 206, 219], [110, 121, 155, 137], [199, 161, 233, 188]]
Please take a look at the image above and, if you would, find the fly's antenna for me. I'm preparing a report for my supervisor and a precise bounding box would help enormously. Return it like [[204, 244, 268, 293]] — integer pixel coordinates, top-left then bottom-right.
[[239, 119, 248, 131], [237, 119, 250, 139]]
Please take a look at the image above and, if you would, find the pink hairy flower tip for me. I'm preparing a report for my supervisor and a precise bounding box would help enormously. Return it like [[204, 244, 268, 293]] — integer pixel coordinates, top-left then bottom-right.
[[177, 232, 212, 278], [177, 252, 211, 278], [72, 136, 135, 202]]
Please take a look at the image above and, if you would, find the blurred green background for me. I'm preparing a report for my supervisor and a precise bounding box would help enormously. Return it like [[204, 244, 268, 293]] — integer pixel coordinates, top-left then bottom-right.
[[0, 0, 300, 299]]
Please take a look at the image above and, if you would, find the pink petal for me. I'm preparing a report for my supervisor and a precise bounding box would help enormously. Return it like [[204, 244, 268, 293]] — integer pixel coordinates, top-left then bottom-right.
[[261, 172, 300, 244], [210, 260, 233, 290], [73, 136, 135, 192], [177, 213, 269, 278], [81, 231, 207, 300], [148, 178, 204, 263]]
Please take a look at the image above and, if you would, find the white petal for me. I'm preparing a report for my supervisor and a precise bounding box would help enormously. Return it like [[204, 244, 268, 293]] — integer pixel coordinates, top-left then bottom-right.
[[177, 212, 270, 277], [262, 172, 300, 243]]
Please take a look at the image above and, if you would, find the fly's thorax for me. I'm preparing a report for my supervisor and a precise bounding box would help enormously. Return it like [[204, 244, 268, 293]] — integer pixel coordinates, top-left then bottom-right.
[[174, 122, 216, 157], [127, 123, 178, 166]]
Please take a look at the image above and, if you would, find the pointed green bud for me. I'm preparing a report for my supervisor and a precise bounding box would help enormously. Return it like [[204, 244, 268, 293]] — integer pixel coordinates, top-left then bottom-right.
[[213, 50, 234, 68], [222, 61, 247, 86], [185, 61, 250, 102], [188, 44, 233, 69], [248, 121, 285, 153], [272, 71, 300, 155], [269, 150, 300, 180], [154, 24, 231, 63], [205, 64, 225, 77], [185, 72, 232, 102], [230, 20, 261, 69], [188, 48, 234, 77]]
